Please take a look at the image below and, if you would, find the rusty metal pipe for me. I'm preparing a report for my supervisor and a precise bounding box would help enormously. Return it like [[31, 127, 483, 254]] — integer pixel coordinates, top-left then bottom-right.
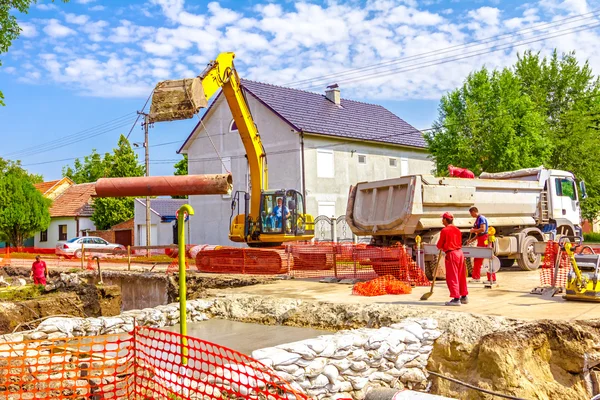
[[95, 174, 232, 197]]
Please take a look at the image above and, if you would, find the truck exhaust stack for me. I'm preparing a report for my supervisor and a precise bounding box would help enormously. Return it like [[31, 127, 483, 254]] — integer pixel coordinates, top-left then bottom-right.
[[94, 174, 232, 197]]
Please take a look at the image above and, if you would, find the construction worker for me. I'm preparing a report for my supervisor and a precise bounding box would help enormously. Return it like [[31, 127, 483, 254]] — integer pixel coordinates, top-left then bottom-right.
[[469, 206, 489, 283], [437, 212, 468, 306], [30, 255, 48, 286]]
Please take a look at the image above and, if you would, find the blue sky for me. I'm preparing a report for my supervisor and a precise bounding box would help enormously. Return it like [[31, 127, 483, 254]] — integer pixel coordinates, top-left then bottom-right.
[[1, 0, 598, 180]]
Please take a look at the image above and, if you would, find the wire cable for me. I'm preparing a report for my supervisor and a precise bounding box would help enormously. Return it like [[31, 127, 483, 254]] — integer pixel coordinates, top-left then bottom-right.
[[426, 370, 526, 400], [285, 9, 600, 89]]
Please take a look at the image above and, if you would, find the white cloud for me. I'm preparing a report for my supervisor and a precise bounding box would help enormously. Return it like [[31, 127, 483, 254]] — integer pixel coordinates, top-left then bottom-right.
[[3, 67, 16, 74], [20, 23, 38, 38], [65, 13, 90, 25], [43, 19, 76, 38], [75, 0, 96, 4], [36, 3, 57, 11], [10, 0, 600, 102], [89, 5, 105, 11]]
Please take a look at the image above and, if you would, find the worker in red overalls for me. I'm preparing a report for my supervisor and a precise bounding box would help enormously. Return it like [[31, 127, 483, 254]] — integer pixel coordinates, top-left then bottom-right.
[[437, 212, 468, 306]]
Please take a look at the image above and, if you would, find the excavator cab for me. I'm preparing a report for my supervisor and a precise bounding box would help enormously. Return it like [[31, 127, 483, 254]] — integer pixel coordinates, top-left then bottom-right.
[[229, 189, 314, 246]]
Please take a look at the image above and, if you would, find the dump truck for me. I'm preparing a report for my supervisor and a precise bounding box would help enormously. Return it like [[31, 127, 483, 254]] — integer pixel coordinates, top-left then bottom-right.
[[346, 167, 586, 278]]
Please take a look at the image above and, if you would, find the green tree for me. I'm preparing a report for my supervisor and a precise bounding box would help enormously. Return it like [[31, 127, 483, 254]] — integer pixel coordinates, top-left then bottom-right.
[[89, 135, 145, 230], [172, 154, 188, 199], [426, 50, 600, 221], [1, 1, 69, 105], [62, 150, 112, 184], [0, 157, 42, 183], [0, 171, 50, 246]]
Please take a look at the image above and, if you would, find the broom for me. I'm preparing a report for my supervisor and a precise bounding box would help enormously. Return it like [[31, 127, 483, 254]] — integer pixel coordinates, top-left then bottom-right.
[[420, 250, 443, 301]]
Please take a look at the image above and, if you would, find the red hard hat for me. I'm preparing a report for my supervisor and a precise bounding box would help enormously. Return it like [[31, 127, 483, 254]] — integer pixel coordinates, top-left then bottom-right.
[[441, 212, 454, 220]]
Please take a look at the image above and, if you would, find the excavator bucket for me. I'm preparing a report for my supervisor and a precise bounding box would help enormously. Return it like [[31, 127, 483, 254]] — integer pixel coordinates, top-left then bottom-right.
[[148, 77, 208, 123]]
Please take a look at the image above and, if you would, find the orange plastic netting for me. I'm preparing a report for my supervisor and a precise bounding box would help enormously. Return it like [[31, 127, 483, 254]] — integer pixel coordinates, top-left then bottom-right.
[[352, 274, 413, 296]]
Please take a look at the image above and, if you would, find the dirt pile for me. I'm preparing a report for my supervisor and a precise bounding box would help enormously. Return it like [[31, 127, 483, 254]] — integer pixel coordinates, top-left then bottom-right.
[[0, 274, 121, 334], [429, 320, 600, 400]]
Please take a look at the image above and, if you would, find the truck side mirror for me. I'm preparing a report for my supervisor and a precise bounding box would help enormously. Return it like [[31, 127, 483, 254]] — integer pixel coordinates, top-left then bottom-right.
[[580, 181, 588, 200]]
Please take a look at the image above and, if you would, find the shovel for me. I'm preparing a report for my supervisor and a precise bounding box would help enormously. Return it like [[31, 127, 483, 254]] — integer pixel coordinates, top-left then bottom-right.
[[421, 250, 443, 301]]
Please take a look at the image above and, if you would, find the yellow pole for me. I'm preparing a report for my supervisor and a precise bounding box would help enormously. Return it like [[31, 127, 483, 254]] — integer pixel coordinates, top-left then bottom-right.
[[127, 245, 131, 271], [178, 204, 194, 365]]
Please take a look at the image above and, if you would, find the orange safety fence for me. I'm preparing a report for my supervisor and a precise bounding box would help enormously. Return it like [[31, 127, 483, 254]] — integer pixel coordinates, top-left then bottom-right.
[[0, 332, 135, 399], [0, 248, 10, 267], [134, 327, 307, 400], [540, 240, 570, 288], [352, 275, 413, 296], [0, 327, 308, 400]]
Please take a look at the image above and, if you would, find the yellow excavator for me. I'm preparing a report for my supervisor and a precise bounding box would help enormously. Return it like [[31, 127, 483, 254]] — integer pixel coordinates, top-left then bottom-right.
[[148, 52, 314, 247]]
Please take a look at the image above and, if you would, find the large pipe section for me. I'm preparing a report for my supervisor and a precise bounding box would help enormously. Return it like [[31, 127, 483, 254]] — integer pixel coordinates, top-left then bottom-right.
[[95, 174, 233, 197]]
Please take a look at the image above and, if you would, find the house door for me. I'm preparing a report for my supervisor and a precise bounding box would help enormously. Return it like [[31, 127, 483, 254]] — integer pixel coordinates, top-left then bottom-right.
[[115, 230, 132, 247], [137, 225, 157, 246]]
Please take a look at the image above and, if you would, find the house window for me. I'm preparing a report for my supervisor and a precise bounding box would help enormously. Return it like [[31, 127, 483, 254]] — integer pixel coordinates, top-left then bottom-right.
[[389, 158, 397, 167], [58, 225, 67, 241], [317, 150, 334, 178], [229, 119, 238, 132], [222, 156, 231, 199], [358, 154, 367, 164], [318, 202, 336, 218], [400, 157, 409, 176], [40, 230, 48, 242]]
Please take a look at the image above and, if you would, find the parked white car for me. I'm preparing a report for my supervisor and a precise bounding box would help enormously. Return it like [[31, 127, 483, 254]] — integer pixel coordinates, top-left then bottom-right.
[[55, 237, 126, 258]]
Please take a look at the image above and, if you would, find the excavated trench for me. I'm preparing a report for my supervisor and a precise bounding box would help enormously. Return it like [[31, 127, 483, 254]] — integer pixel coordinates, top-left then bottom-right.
[[1, 267, 598, 399]]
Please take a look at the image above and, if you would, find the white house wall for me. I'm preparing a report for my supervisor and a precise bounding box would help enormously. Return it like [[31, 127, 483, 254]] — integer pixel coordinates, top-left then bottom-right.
[[303, 135, 434, 219], [134, 200, 188, 246], [185, 94, 302, 246], [34, 218, 77, 249]]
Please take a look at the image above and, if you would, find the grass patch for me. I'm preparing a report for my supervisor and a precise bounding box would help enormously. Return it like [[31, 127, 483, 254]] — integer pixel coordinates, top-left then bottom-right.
[[0, 285, 46, 301], [584, 232, 600, 243]]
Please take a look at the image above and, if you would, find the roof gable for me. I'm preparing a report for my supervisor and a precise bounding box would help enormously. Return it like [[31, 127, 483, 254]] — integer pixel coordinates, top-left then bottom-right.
[[179, 80, 426, 153], [34, 177, 74, 199], [49, 183, 96, 218], [136, 198, 189, 217]]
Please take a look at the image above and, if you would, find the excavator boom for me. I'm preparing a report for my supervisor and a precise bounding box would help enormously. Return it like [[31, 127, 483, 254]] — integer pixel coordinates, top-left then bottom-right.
[[148, 52, 313, 245]]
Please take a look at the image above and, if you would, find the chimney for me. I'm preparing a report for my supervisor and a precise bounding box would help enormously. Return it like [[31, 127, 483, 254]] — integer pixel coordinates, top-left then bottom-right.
[[325, 83, 340, 105]]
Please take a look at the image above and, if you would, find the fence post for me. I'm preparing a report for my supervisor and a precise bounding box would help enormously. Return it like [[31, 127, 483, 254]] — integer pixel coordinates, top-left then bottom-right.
[[80, 244, 85, 270], [333, 244, 338, 279], [353, 245, 358, 280], [331, 215, 337, 243], [127, 245, 131, 271]]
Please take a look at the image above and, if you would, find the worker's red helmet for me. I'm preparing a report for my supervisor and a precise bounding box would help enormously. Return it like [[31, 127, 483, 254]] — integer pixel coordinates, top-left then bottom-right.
[[441, 212, 454, 220]]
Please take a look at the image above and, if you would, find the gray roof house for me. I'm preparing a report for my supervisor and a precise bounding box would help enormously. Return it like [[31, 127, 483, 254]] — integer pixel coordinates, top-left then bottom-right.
[[179, 80, 434, 246], [134, 198, 189, 246]]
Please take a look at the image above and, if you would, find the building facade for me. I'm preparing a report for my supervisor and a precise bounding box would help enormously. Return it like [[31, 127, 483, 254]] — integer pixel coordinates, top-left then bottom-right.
[[179, 80, 434, 246]]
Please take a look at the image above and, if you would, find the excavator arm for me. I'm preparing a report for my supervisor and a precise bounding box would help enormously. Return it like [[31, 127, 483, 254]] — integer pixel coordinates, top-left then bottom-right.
[[149, 52, 313, 245]]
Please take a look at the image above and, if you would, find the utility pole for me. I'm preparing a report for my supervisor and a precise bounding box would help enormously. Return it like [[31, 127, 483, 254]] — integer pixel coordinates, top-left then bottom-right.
[[141, 112, 151, 257]]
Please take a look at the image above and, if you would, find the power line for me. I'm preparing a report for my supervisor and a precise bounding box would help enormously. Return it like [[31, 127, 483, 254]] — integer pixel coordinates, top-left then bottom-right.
[[298, 20, 600, 90], [284, 9, 600, 89]]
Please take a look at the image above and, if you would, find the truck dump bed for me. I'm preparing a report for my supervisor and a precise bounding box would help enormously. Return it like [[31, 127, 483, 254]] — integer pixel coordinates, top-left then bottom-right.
[[346, 173, 545, 236]]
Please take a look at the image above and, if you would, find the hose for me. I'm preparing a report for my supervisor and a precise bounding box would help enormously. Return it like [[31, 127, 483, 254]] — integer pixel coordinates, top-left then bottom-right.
[[427, 370, 527, 400]]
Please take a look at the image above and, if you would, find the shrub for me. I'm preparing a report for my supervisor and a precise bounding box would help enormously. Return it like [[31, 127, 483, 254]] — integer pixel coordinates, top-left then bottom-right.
[[584, 232, 600, 243]]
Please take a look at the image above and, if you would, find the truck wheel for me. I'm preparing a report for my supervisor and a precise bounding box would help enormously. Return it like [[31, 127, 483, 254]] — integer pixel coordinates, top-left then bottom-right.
[[425, 254, 446, 281], [499, 258, 515, 268], [466, 258, 473, 277], [517, 236, 541, 271]]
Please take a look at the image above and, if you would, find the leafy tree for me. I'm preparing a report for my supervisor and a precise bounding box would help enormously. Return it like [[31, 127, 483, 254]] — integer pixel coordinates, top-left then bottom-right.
[[0, 157, 42, 183], [172, 154, 188, 199], [1, 1, 69, 105], [89, 135, 145, 230], [426, 50, 600, 222], [62, 150, 112, 184], [0, 170, 50, 246], [174, 154, 188, 176]]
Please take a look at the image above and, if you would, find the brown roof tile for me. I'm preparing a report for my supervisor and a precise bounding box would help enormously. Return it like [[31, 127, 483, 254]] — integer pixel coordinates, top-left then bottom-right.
[[49, 183, 96, 217]]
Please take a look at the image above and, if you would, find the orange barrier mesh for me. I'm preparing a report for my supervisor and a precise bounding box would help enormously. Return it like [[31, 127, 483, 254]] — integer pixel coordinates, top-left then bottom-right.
[[0, 327, 308, 400], [289, 243, 430, 285], [195, 247, 291, 275], [167, 258, 189, 274], [540, 240, 570, 288], [352, 275, 413, 296], [134, 327, 307, 400], [0, 248, 10, 267], [0, 332, 135, 399]]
